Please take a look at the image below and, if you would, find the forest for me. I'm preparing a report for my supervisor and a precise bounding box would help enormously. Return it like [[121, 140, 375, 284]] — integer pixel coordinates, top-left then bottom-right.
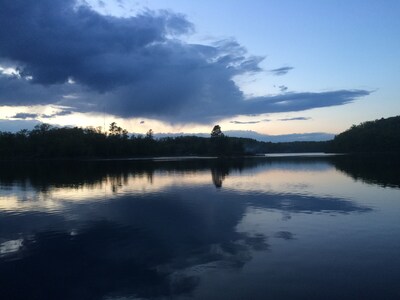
[[0, 116, 398, 159], [0, 123, 327, 159], [0, 123, 246, 159], [330, 115, 400, 153]]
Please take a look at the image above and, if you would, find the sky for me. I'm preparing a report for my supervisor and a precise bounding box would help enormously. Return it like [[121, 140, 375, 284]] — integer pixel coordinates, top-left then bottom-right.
[[0, 0, 399, 138]]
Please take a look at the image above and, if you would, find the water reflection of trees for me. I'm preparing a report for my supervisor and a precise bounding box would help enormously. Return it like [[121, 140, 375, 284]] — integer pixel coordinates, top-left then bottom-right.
[[1, 155, 396, 194], [0, 155, 400, 191], [0, 156, 383, 299], [1, 155, 396, 195], [211, 162, 231, 188], [0, 159, 245, 191], [329, 154, 400, 189], [211, 168, 225, 188]]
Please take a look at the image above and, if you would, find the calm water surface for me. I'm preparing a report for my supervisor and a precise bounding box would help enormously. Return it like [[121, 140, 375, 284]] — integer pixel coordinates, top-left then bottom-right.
[[0, 155, 399, 300]]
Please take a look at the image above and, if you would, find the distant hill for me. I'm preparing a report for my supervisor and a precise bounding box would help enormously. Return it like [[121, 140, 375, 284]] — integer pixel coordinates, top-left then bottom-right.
[[154, 130, 334, 142], [330, 116, 400, 152], [224, 131, 334, 142]]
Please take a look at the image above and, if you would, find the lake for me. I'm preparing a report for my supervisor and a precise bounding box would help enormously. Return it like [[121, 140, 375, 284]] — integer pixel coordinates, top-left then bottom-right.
[[0, 155, 399, 300]]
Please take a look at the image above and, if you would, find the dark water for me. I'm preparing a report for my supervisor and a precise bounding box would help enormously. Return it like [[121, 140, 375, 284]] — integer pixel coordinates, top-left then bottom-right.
[[0, 155, 399, 300]]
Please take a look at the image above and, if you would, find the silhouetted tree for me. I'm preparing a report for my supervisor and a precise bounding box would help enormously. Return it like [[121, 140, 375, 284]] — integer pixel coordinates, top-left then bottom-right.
[[109, 122, 127, 136], [146, 129, 154, 140], [211, 125, 224, 138], [33, 123, 53, 133]]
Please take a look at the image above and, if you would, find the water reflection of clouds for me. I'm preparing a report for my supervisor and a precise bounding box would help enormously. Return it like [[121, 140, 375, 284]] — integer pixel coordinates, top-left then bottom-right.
[[0, 189, 269, 299], [0, 184, 371, 299], [274, 231, 296, 240], [0, 158, 397, 300], [0, 238, 23, 256], [0, 164, 344, 212], [0, 159, 378, 300], [248, 192, 372, 214], [0, 193, 61, 212]]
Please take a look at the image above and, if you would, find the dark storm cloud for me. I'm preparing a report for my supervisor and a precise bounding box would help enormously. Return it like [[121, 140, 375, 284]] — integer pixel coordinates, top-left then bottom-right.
[[0, 0, 192, 89], [279, 117, 311, 121], [72, 85, 368, 123], [0, 74, 76, 105], [270, 66, 294, 76], [0, 0, 370, 123]]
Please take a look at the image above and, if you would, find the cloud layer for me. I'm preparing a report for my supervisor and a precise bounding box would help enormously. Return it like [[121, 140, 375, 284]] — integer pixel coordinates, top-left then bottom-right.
[[270, 67, 294, 76], [279, 117, 311, 121], [0, 0, 370, 124], [230, 119, 270, 124]]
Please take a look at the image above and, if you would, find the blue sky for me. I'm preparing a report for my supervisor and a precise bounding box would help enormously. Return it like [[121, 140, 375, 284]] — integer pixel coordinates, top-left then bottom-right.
[[0, 0, 399, 138]]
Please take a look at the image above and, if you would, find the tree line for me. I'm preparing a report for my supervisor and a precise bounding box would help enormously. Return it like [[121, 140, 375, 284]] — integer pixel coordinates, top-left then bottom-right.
[[1, 115, 397, 159], [0, 123, 247, 159], [0, 122, 329, 159], [330, 115, 400, 153]]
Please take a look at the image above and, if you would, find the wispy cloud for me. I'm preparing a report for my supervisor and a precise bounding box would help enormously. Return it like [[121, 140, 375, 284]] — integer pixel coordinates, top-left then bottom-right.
[[0, 0, 370, 124], [10, 113, 39, 120], [278, 85, 288, 92], [41, 110, 73, 118], [10, 110, 72, 120], [279, 117, 311, 121], [230, 119, 270, 124], [270, 67, 294, 76]]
